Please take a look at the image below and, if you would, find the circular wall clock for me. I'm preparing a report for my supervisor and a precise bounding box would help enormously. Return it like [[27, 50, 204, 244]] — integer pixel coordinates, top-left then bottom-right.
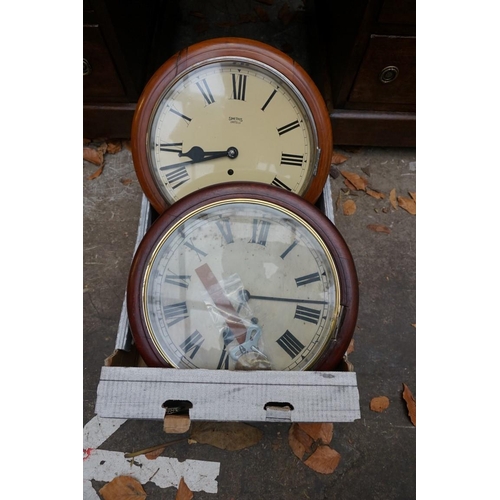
[[127, 182, 358, 371], [131, 37, 333, 213]]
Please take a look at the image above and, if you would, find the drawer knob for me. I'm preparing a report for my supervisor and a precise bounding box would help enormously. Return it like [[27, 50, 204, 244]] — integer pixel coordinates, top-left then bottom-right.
[[83, 58, 92, 77], [380, 66, 399, 83]]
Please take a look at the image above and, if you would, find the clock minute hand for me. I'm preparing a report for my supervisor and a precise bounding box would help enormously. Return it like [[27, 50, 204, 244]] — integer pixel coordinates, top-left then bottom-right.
[[246, 291, 327, 305]]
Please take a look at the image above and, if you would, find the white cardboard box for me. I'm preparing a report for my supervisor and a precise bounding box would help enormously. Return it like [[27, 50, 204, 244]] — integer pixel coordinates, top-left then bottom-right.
[[94, 182, 361, 423]]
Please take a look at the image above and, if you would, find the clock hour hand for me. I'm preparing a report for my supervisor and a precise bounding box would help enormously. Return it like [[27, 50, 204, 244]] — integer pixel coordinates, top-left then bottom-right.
[[195, 263, 247, 343], [179, 146, 239, 163]]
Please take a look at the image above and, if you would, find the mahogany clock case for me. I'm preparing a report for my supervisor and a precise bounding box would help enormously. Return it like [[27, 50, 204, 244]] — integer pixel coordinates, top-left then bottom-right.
[[131, 37, 333, 214], [127, 182, 359, 372]]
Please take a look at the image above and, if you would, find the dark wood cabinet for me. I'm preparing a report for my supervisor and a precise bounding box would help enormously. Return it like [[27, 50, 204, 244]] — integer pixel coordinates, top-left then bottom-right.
[[314, 0, 416, 146], [83, 0, 415, 146]]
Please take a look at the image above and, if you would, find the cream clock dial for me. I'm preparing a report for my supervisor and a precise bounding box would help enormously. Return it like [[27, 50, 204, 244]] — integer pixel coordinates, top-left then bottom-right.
[[132, 38, 333, 213]]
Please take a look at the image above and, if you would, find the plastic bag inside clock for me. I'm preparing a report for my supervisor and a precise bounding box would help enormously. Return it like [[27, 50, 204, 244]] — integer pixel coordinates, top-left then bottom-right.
[[200, 273, 272, 370]]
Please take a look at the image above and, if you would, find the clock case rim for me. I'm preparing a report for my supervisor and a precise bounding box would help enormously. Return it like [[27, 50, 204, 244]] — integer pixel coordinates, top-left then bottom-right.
[[127, 182, 358, 372], [131, 37, 333, 214]]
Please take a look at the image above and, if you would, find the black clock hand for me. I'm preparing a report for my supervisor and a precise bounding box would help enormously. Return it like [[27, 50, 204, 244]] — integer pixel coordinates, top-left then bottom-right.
[[179, 146, 238, 162], [239, 289, 327, 305], [159, 146, 238, 171]]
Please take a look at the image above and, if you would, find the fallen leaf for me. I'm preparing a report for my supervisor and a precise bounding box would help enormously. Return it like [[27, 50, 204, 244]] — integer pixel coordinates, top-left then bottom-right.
[[83, 146, 104, 166], [176, 477, 193, 500], [389, 188, 398, 209], [107, 140, 122, 154], [145, 446, 165, 460], [344, 179, 357, 191], [343, 199, 356, 216], [361, 166, 371, 177], [340, 171, 369, 191], [331, 151, 348, 165], [412, 323, 416, 328], [288, 423, 314, 460], [409, 191, 416, 202], [123, 140, 132, 151], [346, 339, 355, 355], [296, 423, 333, 445], [88, 165, 104, 180], [367, 224, 390, 234], [397, 196, 416, 215], [402, 383, 416, 426], [99, 476, 146, 500], [303, 445, 341, 474], [120, 178, 133, 185], [254, 6, 269, 21], [190, 422, 262, 450], [83, 137, 91, 145], [370, 396, 390, 412], [366, 188, 385, 199]]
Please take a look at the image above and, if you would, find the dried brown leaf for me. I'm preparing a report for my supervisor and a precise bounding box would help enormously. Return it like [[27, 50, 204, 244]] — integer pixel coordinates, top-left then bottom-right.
[[402, 383, 416, 426], [190, 422, 262, 450], [409, 191, 416, 202], [296, 423, 333, 445], [367, 224, 390, 234], [397, 196, 416, 215], [343, 199, 356, 216], [344, 179, 357, 191], [83, 146, 104, 166], [389, 188, 398, 209], [123, 140, 132, 151], [346, 339, 355, 355], [303, 445, 341, 474], [370, 396, 390, 412], [288, 423, 314, 460], [83, 137, 91, 145], [99, 476, 147, 500], [120, 178, 133, 185], [176, 477, 193, 500], [88, 165, 104, 180], [107, 140, 122, 154], [340, 171, 369, 191], [366, 188, 385, 199], [331, 151, 348, 165]]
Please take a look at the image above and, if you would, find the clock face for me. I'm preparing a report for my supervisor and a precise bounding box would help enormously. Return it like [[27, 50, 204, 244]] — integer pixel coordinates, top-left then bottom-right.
[[132, 38, 333, 213], [128, 183, 359, 371], [148, 60, 316, 204]]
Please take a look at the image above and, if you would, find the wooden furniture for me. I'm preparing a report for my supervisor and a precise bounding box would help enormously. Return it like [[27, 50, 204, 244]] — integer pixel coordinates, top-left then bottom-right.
[[314, 0, 416, 146], [83, 0, 415, 147]]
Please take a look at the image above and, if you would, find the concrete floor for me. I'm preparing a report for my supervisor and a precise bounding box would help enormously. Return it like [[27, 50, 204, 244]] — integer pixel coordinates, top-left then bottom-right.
[[83, 143, 416, 499]]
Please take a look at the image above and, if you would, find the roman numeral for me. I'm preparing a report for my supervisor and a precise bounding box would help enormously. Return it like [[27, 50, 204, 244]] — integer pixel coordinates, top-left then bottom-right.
[[164, 273, 191, 288], [271, 177, 292, 191], [280, 240, 298, 259], [159, 142, 183, 153], [163, 165, 190, 190], [179, 330, 205, 359], [217, 328, 235, 369], [277, 120, 300, 136], [294, 305, 321, 325], [169, 108, 192, 124], [232, 74, 247, 101], [215, 218, 234, 244], [250, 219, 271, 246], [163, 302, 189, 327], [277, 330, 305, 358], [280, 153, 304, 166], [295, 272, 321, 287], [261, 89, 277, 111], [196, 78, 215, 105], [183, 240, 208, 259]]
